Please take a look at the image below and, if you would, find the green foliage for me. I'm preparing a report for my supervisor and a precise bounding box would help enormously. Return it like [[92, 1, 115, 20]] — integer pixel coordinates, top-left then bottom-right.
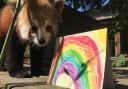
[[112, 54, 128, 67]]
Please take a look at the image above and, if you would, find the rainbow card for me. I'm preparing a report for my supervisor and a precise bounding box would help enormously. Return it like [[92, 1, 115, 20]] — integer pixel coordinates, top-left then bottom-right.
[[48, 28, 108, 89]]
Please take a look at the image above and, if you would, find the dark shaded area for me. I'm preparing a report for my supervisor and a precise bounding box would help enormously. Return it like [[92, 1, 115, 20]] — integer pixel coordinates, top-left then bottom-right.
[[115, 84, 128, 89], [120, 30, 128, 53], [0, 0, 6, 8], [104, 84, 128, 89], [30, 39, 56, 76], [113, 68, 128, 79], [0, 38, 5, 70], [104, 79, 128, 89], [58, 6, 105, 36]]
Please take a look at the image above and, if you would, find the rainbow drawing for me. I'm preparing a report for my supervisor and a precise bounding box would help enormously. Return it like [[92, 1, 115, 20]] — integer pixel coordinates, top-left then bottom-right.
[[48, 28, 107, 89]]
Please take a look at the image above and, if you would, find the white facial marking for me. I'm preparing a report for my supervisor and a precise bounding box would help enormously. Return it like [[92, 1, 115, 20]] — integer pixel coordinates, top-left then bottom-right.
[[19, 23, 30, 41]]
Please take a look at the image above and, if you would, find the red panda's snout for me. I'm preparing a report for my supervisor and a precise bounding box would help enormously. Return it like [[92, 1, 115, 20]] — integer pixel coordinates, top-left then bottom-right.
[[31, 24, 57, 47]]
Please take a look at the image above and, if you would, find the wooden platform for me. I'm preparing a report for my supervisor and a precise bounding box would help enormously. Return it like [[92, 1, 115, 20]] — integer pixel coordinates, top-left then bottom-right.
[[0, 72, 66, 89], [1, 67, 128, 89]]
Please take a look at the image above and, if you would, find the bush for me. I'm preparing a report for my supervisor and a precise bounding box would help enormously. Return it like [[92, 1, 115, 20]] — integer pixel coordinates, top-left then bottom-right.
[[112, 54, 128, 67]]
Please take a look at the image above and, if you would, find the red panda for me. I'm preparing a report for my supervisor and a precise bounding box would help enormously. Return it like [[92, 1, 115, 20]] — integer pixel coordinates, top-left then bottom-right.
[[1, 0, 65, 46], [0, 0, 65, 78]]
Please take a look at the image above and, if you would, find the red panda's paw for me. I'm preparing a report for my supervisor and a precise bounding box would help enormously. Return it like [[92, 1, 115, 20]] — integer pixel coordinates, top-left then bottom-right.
[[9, 69, 32, 78]]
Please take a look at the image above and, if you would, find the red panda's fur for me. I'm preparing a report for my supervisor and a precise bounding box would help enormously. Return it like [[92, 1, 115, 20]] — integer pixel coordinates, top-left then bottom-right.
[[0, 4, 13, 38]]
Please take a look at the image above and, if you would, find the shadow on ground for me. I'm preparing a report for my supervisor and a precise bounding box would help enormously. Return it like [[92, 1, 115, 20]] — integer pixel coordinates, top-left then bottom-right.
[[103, 80, 128, 89], [104, 84, 128, 89], [115, 84, 128, 89], [113, 68, 128, 79], [111, 68, 128, 89]]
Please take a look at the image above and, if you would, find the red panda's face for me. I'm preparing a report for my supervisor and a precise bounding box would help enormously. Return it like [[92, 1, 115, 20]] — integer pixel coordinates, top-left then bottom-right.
[[16, 0, 64, 46], [28, 0, 64, 46]]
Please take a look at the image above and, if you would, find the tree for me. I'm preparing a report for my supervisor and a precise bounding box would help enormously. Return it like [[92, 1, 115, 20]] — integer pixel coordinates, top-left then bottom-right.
[[111, 0, 128, 53], [111, 0, 128, 33]]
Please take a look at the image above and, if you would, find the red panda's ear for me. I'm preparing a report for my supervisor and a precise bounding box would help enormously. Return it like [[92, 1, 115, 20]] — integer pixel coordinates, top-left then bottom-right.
[[54, 0, 65, 16]]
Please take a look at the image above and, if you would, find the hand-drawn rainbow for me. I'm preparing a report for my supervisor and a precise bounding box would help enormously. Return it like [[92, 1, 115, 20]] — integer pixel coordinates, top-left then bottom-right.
[[48, 28, 107, 89]]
